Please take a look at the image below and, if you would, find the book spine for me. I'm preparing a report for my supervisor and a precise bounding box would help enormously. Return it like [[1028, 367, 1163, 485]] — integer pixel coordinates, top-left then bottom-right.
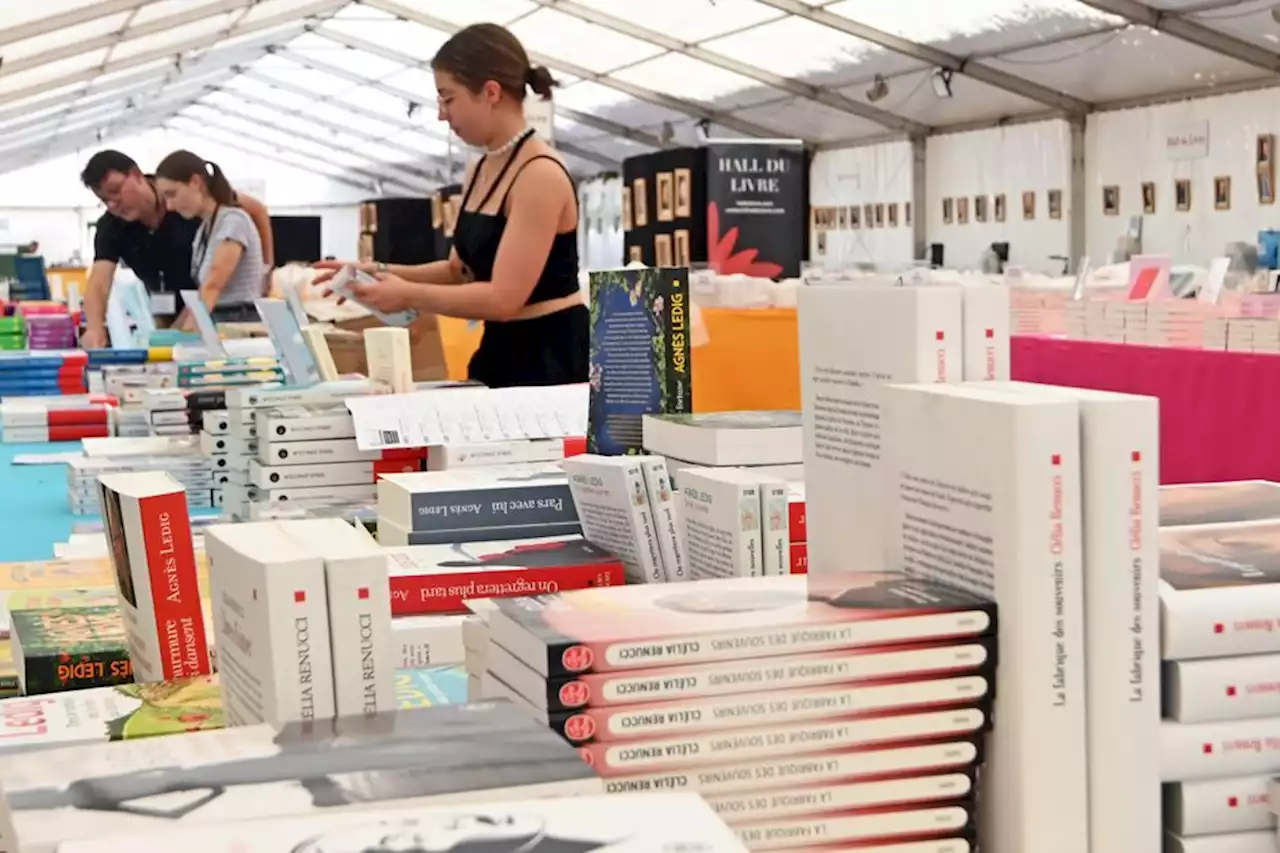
[[705, 772, 976, 823], [661, 269, 693, 416], [1079, 399, 1160, 853], [327, 555, 395, 717], [270, 569, 336, 726], [138, 491, 212, 681], [1166, 775, 1273, 836], [387, 562, 626, 616], [640, 458, 687, 581], [1166, 654, 1280, 723], [624, 464, 666, 583], [407, 484, 576, 532], [733, 802, 975, 850], [1162, 588, 1280, 660], [734, 484, 762, 578], [393, 616, 467, 668], [760, 481, 790, 576], [26, 650, 132, 695], [1160, 718, 1280, 781]]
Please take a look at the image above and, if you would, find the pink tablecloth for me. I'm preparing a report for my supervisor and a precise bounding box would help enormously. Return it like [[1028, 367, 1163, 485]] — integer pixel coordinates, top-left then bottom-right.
[[1012, 336, 1279, 485]]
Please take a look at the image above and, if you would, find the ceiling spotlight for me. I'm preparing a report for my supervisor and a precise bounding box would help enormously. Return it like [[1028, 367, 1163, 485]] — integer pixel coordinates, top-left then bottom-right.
[[866, 74, 889, 103], [931, 68, 954, 99]]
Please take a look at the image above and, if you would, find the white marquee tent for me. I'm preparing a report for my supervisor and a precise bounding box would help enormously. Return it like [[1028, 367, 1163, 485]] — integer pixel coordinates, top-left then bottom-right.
[[1, 0, 1278, 195]]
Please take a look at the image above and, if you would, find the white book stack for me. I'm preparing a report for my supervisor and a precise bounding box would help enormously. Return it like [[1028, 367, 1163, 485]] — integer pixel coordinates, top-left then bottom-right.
[[202, 407, 258, 520], [251, 404, 383, 518], [562, 454, 667, 584], [880, 382, 1088, 853], [141, 388, 194, 437], [678, 467, 784, 580], [798, 283, 963, 575], [1153, 480, 1280, 852], [66, 449, 215, 516]]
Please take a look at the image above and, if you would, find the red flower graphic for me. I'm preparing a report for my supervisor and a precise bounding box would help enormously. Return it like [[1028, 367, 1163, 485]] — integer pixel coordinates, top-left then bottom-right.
[[706, 201, 784, 278]]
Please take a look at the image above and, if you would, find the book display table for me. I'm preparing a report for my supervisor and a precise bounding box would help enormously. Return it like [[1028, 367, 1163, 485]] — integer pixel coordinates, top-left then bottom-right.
[[1012, 335, 1280, 484]]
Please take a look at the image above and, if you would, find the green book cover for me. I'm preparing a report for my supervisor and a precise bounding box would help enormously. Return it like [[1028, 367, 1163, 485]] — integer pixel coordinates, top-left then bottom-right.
[[9, 605, 132, 695], [587, 267, 694, 455]]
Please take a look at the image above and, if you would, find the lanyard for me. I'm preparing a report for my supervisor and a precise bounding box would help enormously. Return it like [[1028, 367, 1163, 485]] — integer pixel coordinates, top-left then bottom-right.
[[191, 204, 220, 280]]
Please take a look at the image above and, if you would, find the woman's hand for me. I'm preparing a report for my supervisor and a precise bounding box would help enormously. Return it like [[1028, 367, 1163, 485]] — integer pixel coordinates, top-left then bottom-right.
[[346, 272, 418, 313], [312, 259, 363, 287]]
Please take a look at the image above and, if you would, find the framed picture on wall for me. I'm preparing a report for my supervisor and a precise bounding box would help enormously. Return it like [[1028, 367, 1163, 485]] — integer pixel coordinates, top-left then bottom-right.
[[673, 229, 690, 266], [974, 195, 988, 223], [1102, 185, 1119, 216], [942, 198, 953, 224], [629, 244, 643, 263], [1141, 182, 1156, 215], [994, 194, 1006, 223], [838, 206, 849, 229], [1048, 189, 1063, 220], [888, 204, 898, 227], [851, 206, 861, 228], [864, 203, 875, 227], [1259, 134, 1274, 166], [674, 168, 692, 218], [654, 234, 673, 266], [816, 231, 828, 256], [1214, 176, 1231, 211], [1175, 179, 1191, 211], [1260, 169, 1275, 205], [1022, 191, 1036, 220], [875, 204, 885, 226], [621, 186, 633, 231], [656, 172, 675, 222], [957, 197, 969, 224], [633, 178, 649, 227], [904, 202, 912, 225]]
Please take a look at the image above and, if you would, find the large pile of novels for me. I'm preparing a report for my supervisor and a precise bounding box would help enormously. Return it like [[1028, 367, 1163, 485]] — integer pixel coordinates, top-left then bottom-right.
[[0, 351, 88, 397], [467, 573, 994, 851], [66, 437, 216, 515], [1157, 480, 1280, 853], [22, 312, 76, 351]]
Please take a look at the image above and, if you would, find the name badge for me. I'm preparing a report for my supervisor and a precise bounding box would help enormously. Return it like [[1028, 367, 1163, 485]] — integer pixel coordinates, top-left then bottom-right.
[[150, 292, 177, 315]]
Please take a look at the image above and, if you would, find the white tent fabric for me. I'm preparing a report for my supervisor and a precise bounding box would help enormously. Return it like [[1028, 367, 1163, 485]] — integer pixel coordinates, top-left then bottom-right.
[[0, 0, 1276, 193]]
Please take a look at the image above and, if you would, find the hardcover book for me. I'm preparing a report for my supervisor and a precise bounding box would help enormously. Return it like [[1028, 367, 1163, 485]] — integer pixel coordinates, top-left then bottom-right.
[[641, 410, 802, 467], [52, 792, 744, 853], [798, 284, 962, 575], [587, 267, 693, 455], [0, 701, 603, 853], [1159, 520, 1280, 659], [880, 382, 1088, 853], [562, 455, 666, 584], [1159, 480, 1280, 528], [9, 606, 132, 695], [97, 471, 212, 684], [484, 572, 995, 679]]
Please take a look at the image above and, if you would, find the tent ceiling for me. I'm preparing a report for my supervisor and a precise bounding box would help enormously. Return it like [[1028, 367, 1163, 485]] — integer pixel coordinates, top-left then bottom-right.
[[1, 0, 1279, 191]]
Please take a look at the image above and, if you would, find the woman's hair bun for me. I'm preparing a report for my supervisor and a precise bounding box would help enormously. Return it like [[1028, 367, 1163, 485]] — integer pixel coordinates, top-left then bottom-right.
[[526, 65, 558, 100]]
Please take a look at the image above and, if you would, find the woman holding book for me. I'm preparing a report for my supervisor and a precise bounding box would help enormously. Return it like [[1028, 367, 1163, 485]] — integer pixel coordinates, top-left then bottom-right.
[[314, 23, 587, 389], [154, 150, 267, 327]]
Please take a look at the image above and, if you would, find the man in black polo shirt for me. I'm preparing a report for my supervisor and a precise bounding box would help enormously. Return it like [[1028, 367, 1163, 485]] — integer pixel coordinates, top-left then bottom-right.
[[79, 150, 275, 348]]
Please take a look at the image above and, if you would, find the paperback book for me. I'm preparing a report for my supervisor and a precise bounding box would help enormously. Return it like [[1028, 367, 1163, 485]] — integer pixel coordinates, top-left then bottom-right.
[[1164, 775, 1273, 836], [1164, 653, 1280, 722], [641, 411, 802, 467], [562, 455, 666, 584], [9, 606, 132, 695], [679, 467, 765, 579]]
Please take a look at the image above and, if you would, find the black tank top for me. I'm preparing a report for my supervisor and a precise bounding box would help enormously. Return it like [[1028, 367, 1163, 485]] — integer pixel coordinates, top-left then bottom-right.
[[453, 133, 579, 304]]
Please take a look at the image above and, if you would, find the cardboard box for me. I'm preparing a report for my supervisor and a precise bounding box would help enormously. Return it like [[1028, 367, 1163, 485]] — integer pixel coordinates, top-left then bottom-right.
[[326, 315, 447, 382]]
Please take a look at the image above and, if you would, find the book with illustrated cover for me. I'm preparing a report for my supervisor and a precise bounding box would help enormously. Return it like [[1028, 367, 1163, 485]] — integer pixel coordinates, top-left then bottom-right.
[[1164, 775, 1273, 836], [395, 666, 467, 708], [1159, 520, 1280, 659], [587, 267, 693, 456], [10, 606, 132, 695], [384, 536, 625, 616], [485, 573, 995, 679], [1159, 480, 1280, 528], [52, 792, 745, 853], [0, 701, 603, 853], [641, 411, 802, 467]]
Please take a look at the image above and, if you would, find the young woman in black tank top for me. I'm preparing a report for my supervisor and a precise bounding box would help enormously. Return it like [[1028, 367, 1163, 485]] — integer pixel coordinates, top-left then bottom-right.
[[314, 24, 586, 389]]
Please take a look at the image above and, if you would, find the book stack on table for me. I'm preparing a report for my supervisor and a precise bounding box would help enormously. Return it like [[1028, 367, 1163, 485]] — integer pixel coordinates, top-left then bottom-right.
[[23, 314, 76, 351], [0, 351, 88, 397], [0, 315, 24, 351], [0, 400, 114, 443]]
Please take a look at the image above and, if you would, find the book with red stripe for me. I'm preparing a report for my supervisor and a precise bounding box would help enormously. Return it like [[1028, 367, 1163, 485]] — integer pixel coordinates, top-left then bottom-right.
[[96, 472, 212, 685], [384, 535, 625, 616]]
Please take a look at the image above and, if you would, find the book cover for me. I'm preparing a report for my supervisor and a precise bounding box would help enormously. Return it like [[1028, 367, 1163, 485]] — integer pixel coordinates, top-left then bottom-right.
[[9, 606, 132, 695], [880, 382, 1087, 853], [97, 471, 212, 684], [395, 666, 468, 708], [489, 636, 995, 713], [393, 615, 467, 668], [604, 737, 982, 797], [384, 536, 625, 616], [52, 792, 743, 853], [486, 573, 995, 679], [680, 467, 764, 579], [638, 457, 687, 581], [641, 411, 802, 467], [587, 267, 693, 455], [1159, 520, 1280, 659], [1164, 775, 1273, 836], [1165, 654, 1280, 722], [378, 463, 579, 536], [563, 455, 666, 584], [0, 701, 603, 853], [1159, 480, 1280, 528], [798, 284, 962, 575]]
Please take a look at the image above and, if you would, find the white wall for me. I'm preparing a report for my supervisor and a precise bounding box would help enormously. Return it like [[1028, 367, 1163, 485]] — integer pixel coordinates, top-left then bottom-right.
[[809, 141, 915, 270], [927, 120, 1073, 273], [1086, 88, 1280, 264], [579, 175, 624, 271], [0, 128, 368, 264]]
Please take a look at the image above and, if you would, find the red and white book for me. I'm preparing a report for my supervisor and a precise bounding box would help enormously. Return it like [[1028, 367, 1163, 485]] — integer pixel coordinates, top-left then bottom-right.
[[1165, 653, 1280, 722], [707, 772, 975, 823], [384, 535, 625, 616], [1161, 716, 1280, 781], [1164, 775, 1273, 836], [96, 471, 211, 684], [734, 801, 975, 851], [1159, 520, 1280, 660]]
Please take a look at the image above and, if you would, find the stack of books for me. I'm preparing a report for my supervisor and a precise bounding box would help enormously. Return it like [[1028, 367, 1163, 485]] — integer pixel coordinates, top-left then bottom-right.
[[0, 315, 24, 351], [8, 604, 132, 695], [23, 313, 76, 351], [424, 436, 587, 470], [176, 356, 284, 389], [0, 400, 114, 443], [141, 388, 232, 438], [642, 411, 803, 488], [469, 573, 995, 851], [0, 351, 88, 397], [1156, 480, 1280, 853], [91, 363, 177, 406], [66, 448, 216, 516]]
